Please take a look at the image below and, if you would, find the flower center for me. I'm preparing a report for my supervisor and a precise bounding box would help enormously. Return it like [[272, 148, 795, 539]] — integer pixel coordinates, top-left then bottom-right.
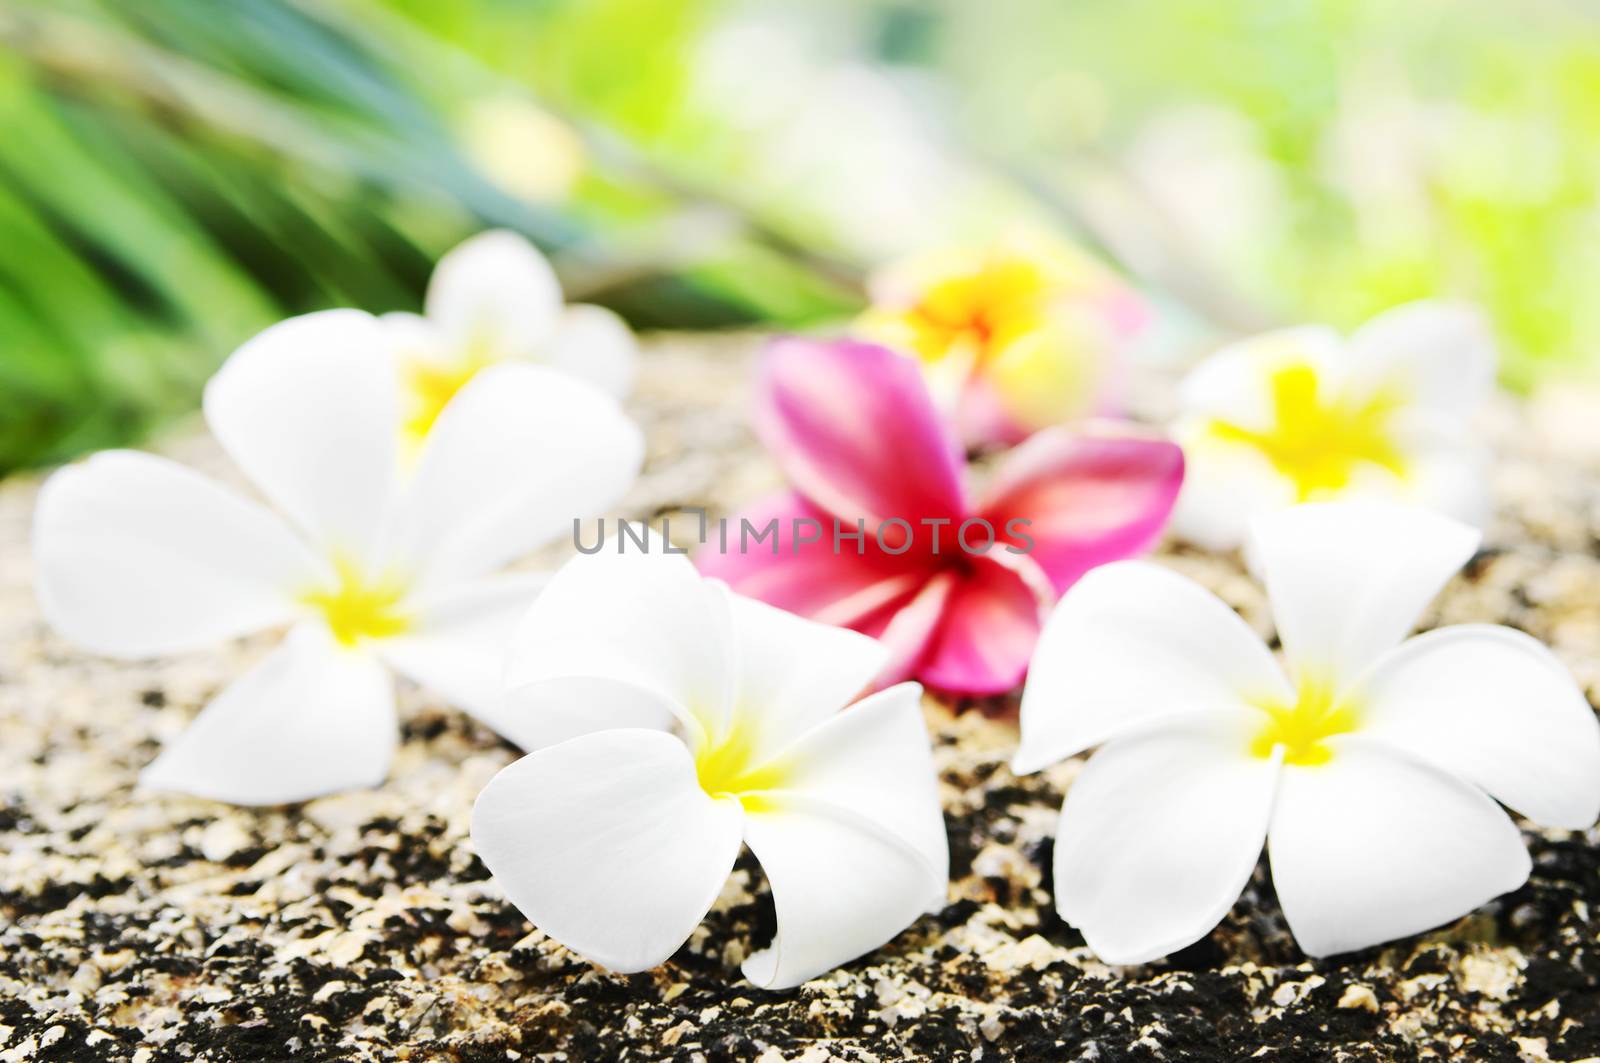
[[1249, 678, 1358, 767], [1209, 362, 1405, 501], [301, 557, 412, 647], [401, 344, 495, 443], [899, 256, 1052, 367], [692, 718, 788, 810]]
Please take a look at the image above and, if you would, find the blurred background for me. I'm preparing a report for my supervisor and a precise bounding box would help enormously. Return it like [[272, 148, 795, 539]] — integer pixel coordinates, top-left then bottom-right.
[[3, 0, 1598, 475]]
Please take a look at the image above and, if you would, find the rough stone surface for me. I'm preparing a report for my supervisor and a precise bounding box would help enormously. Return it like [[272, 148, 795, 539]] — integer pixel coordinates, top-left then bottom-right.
[[2, 336, 1600, 1061]]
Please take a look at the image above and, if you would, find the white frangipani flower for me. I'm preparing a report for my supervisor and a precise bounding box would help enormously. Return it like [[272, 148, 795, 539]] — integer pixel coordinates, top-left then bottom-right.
[[1173, 301, 1496, 550], [470, 542, 949, 989], [386, 229, 637, 444], [1014, 502, 1600, 964], [34, 309, 644, 805]]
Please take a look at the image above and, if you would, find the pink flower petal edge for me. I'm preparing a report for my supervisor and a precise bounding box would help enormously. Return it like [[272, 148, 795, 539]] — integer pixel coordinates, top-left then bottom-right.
[[980, 425, 1184, 594], [916, 556, 1052, 696]]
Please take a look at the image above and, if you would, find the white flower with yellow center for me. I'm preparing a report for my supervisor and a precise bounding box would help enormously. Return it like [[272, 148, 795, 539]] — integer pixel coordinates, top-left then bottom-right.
[[1172, 302, 1496, 550], [34, 310, 643, 805], [1014, 502, 1600, 964], [386, 230, 637, 445], [470, 542, 949, 989]]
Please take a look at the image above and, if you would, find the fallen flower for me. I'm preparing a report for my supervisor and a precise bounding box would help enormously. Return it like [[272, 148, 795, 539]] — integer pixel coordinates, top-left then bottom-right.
[[697, 337, 1183, 697], [385, 229, 637, 444], [1014, 501, 1600, 964], [34, 309, 644, 805], [1172, 301, 1496, 550], [470, 542, 948, 989], [857, 237, 1145, 447]]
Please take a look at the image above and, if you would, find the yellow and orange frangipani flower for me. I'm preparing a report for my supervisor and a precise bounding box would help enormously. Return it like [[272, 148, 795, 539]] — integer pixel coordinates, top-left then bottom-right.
[[858, 237, 1146, 447]]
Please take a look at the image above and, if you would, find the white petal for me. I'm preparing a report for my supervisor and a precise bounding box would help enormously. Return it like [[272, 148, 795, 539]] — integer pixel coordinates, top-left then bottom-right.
[[1052, 718, 1280, 965], [1268, 740, 1530, 957], [425, 230, 564, 359], [387, 363, 644, 586], [34, 451, 318, 658], [1179, 326, 1347, 431], [1391, 419, 1492, 529], [732, 683, 947, 989], [543, 304, 638, 398], [1351, 625, 1600, 830], [1207, 426, 1487, 563], [724, 592, 889, 763], [1249, 501, 1480, 686], [742, 796, 937, 990], [1347, 301, 1496, 416], [1169, 421, 1297, 551], [507, 677, 695, 754], [502, 544, 733, 746], [377, 572, 546, 740], [754, 682, 947, 909], [1014, 561, 1289, 774], [140, 624, 396, 805], [380, 310, 447, 361], [204, 310, 400, 558], [470, 729, 743, 973]]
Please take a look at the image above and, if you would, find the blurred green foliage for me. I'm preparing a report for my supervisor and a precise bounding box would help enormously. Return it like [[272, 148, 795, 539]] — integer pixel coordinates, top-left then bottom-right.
[[918, 0, 1600, 389], [0, 0, 859, 474], [1, 0, 1597, 473]]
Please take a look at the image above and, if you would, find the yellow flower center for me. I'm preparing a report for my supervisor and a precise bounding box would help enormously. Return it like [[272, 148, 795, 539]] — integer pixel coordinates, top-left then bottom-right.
[[1249, 678, 1358, 767], [401, 344, 496, 444], [300, 557, 412, 647], [861, 247, 1113, 431], [692, 717, 789, 812], [1209, 362, 1406, 501], [889, 255, 1053, 369]]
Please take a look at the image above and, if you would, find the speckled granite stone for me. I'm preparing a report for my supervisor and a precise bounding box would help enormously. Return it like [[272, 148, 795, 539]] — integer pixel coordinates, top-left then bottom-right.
[[2, 337, 1600, 1062]]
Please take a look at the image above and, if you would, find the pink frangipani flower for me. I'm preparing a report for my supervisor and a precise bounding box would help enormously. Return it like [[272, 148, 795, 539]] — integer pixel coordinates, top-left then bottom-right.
[[698, 338, 1184, 696]]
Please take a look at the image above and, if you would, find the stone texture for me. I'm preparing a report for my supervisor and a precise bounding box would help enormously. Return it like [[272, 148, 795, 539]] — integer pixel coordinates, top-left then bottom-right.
[[2, 336, 1599, 1061]]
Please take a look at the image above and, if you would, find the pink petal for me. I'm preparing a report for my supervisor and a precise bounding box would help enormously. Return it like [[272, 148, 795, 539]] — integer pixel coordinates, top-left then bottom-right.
[[756, 337, 967, 528], [917, 556, 1050, 696], [697, 491, 934, 627], [856, 571, 958, 689], [979, 425, 1184, 594]]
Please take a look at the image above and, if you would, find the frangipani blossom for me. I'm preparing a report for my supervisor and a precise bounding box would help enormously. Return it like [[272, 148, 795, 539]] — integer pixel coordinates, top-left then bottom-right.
[[1015, 502, 1600, 964], [385, 230, 637, 445], [34, 310, 644, 805], [858, 237, 1146, 447], [698, 337, 1183, 697], [470, 543, 948, 990], [1173, 301, 1496, 550]]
